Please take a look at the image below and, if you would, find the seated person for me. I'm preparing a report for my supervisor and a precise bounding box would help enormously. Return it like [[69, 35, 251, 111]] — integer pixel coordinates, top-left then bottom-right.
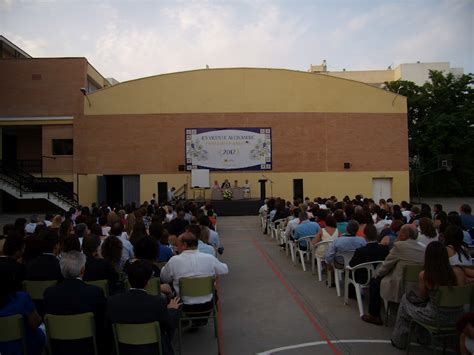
[[349, 224, 389, 283], [444, 225, 472, 266], [26, 230, 62, 281], [148, 222, 174, 263], [106, 260, 181, 355], [0, 270, 45, 355], [186, 224, 215, 257], [82, 234, 119, 285], [311, 215, 339, 259], [293, 212, 320, 250], [43, 251, 107, 355], [0, 230, 26, 292], [325, 220, 366, 269], [160, 233, 228, 323], [361, 225, 425, 325]]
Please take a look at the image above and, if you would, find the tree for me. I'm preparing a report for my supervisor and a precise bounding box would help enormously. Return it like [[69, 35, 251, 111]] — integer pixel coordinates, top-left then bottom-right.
[[385, 70, 474, 196]]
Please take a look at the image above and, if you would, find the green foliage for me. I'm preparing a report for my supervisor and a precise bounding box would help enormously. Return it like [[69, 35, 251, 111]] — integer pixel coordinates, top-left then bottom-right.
[[385, 71, 474, 196]]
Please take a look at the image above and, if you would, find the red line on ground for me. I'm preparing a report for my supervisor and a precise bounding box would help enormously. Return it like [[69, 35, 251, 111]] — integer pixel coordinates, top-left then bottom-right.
[[251, 238, 341, 355], [216, 278, 224, 355]]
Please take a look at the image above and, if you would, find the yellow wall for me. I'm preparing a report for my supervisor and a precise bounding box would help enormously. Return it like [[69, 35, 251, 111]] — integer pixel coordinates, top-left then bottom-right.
[[85, 68, 406, 115], [75, 174, 99, 207], [77, 171, 409, 207]]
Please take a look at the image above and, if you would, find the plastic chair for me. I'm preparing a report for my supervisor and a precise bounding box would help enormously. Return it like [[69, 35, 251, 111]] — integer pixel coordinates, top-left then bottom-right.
[[406, 284, 472, 354], [333, 251, 355, 297], [178, 276, 218, 355], [113, 322, 162, 355], [344, 261, 383, 316], [85, 279, 109, 297], [45, 312, 98, 355], [311, 241, 333, 281], [272, 218, 287, 244], [383, 264, 423, 326], [0, 314, 26, 355], [23, 280, 57, 300], [295, 236, 314, 271]]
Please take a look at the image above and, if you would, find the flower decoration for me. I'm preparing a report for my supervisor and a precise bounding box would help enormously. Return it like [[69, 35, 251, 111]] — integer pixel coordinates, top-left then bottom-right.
[[222, 189, 233, 200]]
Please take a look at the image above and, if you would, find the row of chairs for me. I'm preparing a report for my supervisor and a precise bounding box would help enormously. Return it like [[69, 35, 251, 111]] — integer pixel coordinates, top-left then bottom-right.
[[1, 276, 218, 355], [263, 215, 474, 353]]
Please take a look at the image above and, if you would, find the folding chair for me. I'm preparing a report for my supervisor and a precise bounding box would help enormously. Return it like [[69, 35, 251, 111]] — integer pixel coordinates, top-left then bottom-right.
[[0, 314, 26, 355], [113, 322, 162, 355], [23, 279, 57, 317], [45, 312, 98, 355], [344, 261, 383, 316], [125, 277, 161, 296], [333, 251, 355, 297], [406, 284, 472, 354], [295, 236, 314, 272], [272, 218, 287, 244], [311, 240, 333, 281], [383, 264, 423, 327], [178, 276, 218, 355], [85, 279, 109, 297]]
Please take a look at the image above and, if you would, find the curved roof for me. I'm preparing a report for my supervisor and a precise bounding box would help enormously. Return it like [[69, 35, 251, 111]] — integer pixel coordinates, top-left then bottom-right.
[[85, 68, 406, 115]]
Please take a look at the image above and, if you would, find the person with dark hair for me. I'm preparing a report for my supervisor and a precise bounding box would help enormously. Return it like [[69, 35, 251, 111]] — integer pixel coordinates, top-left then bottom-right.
[[149, 222, 173, 262], [444, 225, 472, 266], [110, 221, 134, 265], [380, 219, 404, 249], [374, 209, 392, 236], [106, 259, 182, 355], [391, 241, 469, 349], [101, 235, 124, 271], [433, 204, 443, 220], [0, 231, 26, 291], [167, 210, 189, 237], [417, 217, 438, 246], [26, 230, 62, 281], [160, 232, 228, 313], [312, 215, 339, 259], [362, 225, 424, 325], [74, 223, 89, 246], [124, 236, 161, 276], [83, 234, 119, 285], [58, 219, 74, 241], [14, 217, 27, 236], [130, 221, 147, 247], [325, 220, 366, 268], [349, 224, 389, 283], [198, 215, 220, 249], [0, 264, 45, 355], [60, 235, 81, 253], [459, 204, 474, 231], [447, 212, 472, 245]]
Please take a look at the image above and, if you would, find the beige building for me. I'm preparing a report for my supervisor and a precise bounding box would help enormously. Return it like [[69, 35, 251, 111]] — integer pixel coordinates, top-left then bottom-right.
[[309, 60, 464, 87]]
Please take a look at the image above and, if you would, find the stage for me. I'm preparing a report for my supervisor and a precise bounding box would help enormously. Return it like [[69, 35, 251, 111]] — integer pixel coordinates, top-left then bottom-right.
[[206, 199, 263, 216]]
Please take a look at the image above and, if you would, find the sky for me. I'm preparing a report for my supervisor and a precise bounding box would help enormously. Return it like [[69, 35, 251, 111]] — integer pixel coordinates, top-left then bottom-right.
[[1, 0, 473, 82]]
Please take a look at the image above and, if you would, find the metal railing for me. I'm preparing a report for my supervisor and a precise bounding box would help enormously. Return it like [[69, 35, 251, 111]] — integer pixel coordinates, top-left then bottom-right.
[[0, 160, 79, 209]]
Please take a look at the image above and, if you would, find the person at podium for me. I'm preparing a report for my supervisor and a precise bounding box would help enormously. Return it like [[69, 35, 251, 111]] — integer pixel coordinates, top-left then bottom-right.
[[212, 180, 221, 190], [221, 179, 231, 189]]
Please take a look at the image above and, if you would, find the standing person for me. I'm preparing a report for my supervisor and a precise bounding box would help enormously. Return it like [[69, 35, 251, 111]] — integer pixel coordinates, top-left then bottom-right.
[[221, 179, 231, 189], [391, 241, 470, 349], [167, 187, 176, 203]]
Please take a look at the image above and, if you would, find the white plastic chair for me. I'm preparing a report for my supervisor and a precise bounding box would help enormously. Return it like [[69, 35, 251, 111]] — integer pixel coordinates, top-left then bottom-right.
[[295, 236, 314, 271], [272, 218, 287, 243], [333, 250, 355, 297], [311, 241, 334, 281], [344, 261, 383, 316]]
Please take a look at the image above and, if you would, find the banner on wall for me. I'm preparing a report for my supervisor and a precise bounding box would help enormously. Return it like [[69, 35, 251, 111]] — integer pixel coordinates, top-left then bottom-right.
[[185, 128, 272, 171]]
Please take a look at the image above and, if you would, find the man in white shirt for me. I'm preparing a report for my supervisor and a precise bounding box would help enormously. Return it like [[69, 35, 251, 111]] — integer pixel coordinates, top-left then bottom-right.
[[167, 187, 176, 202], [160, 233, 228, 306]]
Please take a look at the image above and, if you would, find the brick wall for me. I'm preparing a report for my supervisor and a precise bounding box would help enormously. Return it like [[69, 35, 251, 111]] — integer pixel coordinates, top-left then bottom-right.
[[0, 58, 87, 117], [74, 112, 408, 174]]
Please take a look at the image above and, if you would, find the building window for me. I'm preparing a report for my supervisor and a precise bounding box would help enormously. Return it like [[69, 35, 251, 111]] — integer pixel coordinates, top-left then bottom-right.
[[52, 139, 73, 155]]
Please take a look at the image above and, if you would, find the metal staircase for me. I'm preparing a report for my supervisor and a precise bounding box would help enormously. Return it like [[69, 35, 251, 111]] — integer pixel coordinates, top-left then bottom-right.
[[0, 160, 79, 211]]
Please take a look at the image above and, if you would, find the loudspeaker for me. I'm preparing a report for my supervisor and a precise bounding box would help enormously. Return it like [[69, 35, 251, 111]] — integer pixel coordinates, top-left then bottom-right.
[[344, 162, 351, 169], [178, 165, 185, 171]]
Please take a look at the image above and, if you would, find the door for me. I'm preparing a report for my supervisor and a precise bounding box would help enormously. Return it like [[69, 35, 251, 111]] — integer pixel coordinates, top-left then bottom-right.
[[372, 178, 392, 203], [97, 176, 107, 205], [293, 179, 303, 201], [123, 175, 140, 206], [157, 182, 168, 204]]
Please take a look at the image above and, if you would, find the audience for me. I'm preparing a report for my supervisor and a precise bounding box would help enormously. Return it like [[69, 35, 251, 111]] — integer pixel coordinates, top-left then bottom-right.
[[25, 230, 62, 281], [82, 234, 119, 285]]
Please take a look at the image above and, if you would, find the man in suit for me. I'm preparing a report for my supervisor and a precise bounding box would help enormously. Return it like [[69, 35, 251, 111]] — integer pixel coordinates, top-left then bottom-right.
[[106, 260, 181, 355], [44, 250, 107, 354], [361, 225, 425, 325], [349, 224, 389, 284], [25, 230, 62, 281]]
